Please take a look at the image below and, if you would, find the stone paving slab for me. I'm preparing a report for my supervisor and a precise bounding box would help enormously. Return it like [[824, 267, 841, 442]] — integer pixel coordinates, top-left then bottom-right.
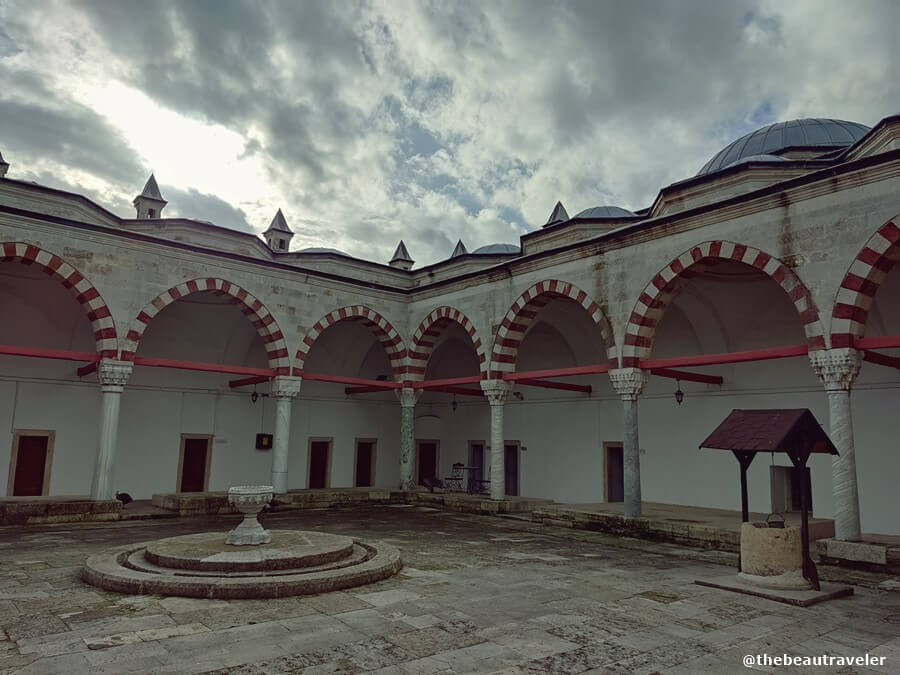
[[0, 505, 898, 674]]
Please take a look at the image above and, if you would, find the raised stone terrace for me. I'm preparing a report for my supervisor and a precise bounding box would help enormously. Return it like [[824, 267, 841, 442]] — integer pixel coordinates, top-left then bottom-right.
[[0, 505, 898, 674]]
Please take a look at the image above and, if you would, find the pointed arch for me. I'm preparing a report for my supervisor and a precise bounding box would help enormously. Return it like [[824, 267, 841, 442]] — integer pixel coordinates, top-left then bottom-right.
[[831, 218, 900, 347], [623, 240, 826, 367], [407, 307, 488, 380], [489, 279, 617, 377], [295, 305, 406, 380], [0, 241, 117, 357], [121, 278, 290, 373]]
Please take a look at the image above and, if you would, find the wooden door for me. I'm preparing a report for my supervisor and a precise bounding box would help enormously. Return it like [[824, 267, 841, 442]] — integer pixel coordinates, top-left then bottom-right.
[[417, 441, 437, 485], [606, 444, 624, 502], [180, 437, 210, 492], [12, 435, 50, 496], [355, 440, 374, 487], [309, 440, 330, 489], [504, 443, 519, 496]]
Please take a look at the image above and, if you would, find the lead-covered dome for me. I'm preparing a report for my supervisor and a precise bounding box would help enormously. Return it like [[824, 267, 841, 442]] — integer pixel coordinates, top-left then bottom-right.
[[697, 118, 870, 176], [473, 243, 520, 255], [574, 206, 636, 219]]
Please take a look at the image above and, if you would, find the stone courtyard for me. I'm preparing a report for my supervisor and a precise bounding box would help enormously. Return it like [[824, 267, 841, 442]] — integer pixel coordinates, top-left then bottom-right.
[[0, 506, 898, 675]]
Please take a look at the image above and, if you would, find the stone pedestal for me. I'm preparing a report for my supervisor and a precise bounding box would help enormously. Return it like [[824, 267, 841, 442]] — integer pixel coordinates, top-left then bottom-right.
[[738, 522, 811, 590], [226, 485, 273, 545]]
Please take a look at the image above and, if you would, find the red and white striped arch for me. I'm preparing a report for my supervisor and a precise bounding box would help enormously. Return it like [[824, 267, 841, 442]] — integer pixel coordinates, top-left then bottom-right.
[[489, 279, 618, 377], [294, 305, 406, 380], [1, 242, 117, 357], [831, 218, 900, 348], [407, 307, 488, 381], [623, 240, 825, 367], [121, 278, 291, 374]]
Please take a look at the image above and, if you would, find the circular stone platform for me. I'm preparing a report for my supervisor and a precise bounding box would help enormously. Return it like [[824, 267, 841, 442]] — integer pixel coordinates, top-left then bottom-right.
[[81, 529, 401, 599]]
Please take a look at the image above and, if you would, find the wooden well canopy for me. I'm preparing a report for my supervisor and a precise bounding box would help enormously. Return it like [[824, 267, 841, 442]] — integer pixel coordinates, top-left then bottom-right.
[[699, 409, 837, 590]]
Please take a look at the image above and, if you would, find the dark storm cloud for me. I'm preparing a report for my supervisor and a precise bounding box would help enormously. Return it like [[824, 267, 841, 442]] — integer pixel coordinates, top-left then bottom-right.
[[0, 97, 144, 186], [161, 186, 254, 233], [2, 0, 898, 264]]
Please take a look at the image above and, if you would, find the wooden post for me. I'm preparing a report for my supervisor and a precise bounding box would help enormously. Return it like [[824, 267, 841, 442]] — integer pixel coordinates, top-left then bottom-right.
[[790, 449, 820, 590], [732, 451, 756, 572]]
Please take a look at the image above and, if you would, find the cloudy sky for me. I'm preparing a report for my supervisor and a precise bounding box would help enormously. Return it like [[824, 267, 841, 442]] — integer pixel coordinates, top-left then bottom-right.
[[0, 1, 897, 265]]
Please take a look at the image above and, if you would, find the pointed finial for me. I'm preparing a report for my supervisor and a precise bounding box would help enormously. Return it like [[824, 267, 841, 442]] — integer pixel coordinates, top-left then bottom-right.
[[133, 173, 167, 218], [451, 239, 468, 258], [544, 200, 569, 227], [389, 240, 414, 269], [265, 208, 292, 233]]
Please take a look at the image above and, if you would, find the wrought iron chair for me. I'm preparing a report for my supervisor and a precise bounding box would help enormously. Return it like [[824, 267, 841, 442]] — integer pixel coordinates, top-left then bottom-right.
[[443, 462, 465, 491]]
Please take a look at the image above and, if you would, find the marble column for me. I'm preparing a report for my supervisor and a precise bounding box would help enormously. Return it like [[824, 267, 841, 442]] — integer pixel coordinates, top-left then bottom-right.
[[480, 379, 511, 500], [810, 348, 862, 541], [396, 387, 422, 490], [90, 359, 133, 501], [270, 376, 302, 495], [610, 367, 647, 519]]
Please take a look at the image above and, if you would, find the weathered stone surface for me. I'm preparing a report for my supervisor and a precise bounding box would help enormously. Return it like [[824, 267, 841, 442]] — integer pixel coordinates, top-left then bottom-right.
[[1, 505, 897, 674]]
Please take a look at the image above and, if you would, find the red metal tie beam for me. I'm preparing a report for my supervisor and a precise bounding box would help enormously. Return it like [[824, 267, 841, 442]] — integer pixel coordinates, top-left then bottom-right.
[[639, 343, 809, 369], [649, 367, 723, 385], [132, 356, 275, 377], [502, 364, 610, 381], [515, 378, 592, 394], [862, 350, 900, 371], [0, 344, 100, 363], [229, 375, 271, 389], [299, 372, 402, 389], [77, 361, 99, 377], [413, 375, 483, 389], [855, 336, 900, 350]]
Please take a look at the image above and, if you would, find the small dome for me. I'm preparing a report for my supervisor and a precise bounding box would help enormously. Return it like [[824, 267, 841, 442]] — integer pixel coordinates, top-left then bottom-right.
[[298, 247, 347, 256], [473, 243, 520, 255], [573, 205, 636, 219], [698, 118, 870, 176]]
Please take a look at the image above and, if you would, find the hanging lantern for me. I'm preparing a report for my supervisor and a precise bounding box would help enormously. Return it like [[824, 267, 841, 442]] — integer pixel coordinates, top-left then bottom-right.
[[251, 386, 259, 404], [674, 379, 684, 405], [451, 393, 457, 412]]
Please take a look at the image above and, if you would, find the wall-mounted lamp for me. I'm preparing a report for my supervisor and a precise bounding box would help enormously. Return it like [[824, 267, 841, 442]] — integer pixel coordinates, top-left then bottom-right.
[[674, 379, 684, 405]]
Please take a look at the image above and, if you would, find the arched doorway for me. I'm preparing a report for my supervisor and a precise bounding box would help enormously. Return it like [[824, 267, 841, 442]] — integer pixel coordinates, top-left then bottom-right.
[[0, 243, 117, 496], [295, 306, 405, 489], [118, 279, 289, 497], [489, 280, 617, 501], [626, 241, 828, 520]]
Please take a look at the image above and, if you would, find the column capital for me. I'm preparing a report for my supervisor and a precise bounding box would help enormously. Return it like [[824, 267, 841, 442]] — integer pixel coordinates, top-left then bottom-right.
[[609, 367, 647, 401], [98, 359, 133, 390], [271, 375, 302, 399], [809, 348, 861, 391], [395, 386, 422, 408], [480, 379, 510, 405]]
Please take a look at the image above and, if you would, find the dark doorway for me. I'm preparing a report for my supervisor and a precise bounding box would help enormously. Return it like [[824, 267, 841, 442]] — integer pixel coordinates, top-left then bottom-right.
[[605, 443, 624, 502], [12, 434, 51, 496], [355, 440, 375, 487], [417, 441, 438, 485], [309, 440, 331, 489], [468, 441, 485, 490], [771, 465, 813, 513], [179, 437, 210, 492], [504, 443, 519, 496]]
